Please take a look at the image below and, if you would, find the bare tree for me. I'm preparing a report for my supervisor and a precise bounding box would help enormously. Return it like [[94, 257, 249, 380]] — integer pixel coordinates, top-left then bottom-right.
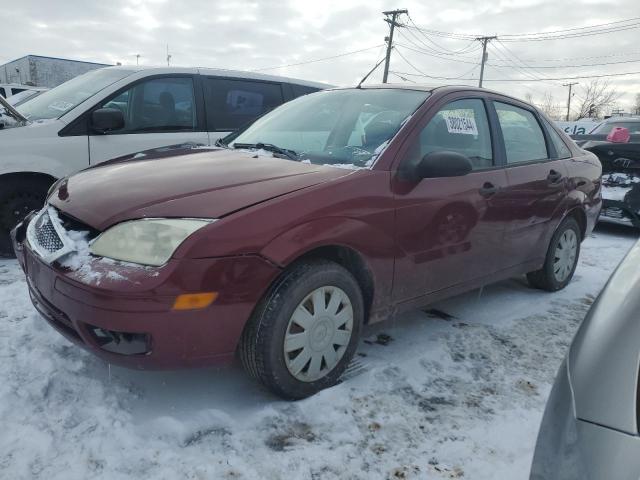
[[574, 80, 621, 120], [539, 91, 561, 119], [524, 93, 534, 105], [634, 93, 640, 115]]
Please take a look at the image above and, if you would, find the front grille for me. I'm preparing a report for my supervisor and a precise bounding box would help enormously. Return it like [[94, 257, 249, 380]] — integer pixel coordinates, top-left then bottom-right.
[[33, 212, 64, 253]]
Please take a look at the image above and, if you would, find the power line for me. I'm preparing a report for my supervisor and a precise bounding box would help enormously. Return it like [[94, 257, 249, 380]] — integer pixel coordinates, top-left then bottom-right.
[[395, 38, 487, 65], [500, 23, 640, 42], [390, 69, 640, 82], [499, 16, 640, 37], [406, 16, 640, 42], [405, 14, 480, 55], [394, 47, 479, 80], [251, 44, 384, 72]]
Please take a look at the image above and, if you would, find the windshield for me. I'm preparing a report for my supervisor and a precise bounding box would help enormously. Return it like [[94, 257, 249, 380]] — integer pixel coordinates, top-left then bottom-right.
[[593, 121, 640, 135], [229, 88, 430, 168], [7, 89, 41, 106], [17, 68, 134, 120]]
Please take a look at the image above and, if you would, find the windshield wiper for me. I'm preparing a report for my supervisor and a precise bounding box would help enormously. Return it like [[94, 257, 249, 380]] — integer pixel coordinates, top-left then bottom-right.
[[233, 142, 298, 161]]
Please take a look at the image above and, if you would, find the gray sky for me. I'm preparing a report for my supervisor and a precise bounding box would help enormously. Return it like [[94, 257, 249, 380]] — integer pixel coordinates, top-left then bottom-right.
[[2, 0, 639, 116]]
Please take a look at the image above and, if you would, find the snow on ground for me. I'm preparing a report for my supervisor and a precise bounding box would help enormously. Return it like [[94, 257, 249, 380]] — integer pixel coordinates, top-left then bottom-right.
[[0, 224, 637, 480]]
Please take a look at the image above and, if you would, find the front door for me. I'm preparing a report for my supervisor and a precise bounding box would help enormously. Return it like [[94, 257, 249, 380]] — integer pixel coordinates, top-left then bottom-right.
[[88, 75, 209, 164], [391, 97, 510, 303]]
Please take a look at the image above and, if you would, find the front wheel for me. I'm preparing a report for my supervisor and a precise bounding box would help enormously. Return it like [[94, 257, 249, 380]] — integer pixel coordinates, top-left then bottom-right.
[[527, 216, 581, 291], [239, 260, 364, 399]]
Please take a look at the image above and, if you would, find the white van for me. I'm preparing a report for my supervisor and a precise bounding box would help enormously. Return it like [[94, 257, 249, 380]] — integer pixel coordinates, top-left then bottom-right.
[[0, 66, 328, 254], [0, 83, 44, 98]]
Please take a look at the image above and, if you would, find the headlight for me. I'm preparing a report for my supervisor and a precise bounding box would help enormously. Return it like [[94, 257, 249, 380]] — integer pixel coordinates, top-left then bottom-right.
[[90, 218, 215, 266]]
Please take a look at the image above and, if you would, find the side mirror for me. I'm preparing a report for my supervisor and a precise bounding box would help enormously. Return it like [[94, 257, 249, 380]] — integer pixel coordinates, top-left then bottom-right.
[[90, 108, 124, 134], [416, 151, 473, 179]]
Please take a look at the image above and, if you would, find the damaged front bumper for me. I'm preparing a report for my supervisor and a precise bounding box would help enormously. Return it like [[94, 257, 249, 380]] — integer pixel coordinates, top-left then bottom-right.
[[12, 211, 282, 370]]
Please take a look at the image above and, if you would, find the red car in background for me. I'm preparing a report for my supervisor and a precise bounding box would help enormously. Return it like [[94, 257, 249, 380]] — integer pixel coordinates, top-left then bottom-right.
[[12, 85, 601, 399]]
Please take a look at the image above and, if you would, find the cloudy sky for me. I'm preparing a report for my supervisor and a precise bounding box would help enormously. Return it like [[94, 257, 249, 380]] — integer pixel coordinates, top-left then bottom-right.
[[2, 0, 639, 116]]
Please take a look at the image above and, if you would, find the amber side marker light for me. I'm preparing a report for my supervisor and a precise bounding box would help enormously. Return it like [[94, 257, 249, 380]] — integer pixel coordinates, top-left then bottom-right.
[[172, 292, 218, 311]]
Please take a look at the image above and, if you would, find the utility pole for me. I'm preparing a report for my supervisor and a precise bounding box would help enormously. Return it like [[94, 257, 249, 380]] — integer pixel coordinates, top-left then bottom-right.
[[563, 82, 578, 121], [166, 45, 172, 66], [135, 54, 141, 66], [476, 36, 496, 88], [382, 9, 407, 83]]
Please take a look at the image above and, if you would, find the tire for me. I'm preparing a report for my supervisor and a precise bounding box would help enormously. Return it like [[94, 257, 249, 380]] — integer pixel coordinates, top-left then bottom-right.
[[239, 259, 364, 400], [0, 177, 52, 257], [527, 216, 581, 292]]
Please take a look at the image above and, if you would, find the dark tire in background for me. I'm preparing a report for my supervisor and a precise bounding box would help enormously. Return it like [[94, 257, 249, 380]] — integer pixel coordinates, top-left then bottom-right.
[[527, 216, 581, 292], [239, 259, 364, 399], [0, 177, 51, 257]]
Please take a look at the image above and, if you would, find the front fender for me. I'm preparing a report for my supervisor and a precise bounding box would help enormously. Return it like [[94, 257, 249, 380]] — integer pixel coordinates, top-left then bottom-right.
[[260, 216, 397, 317]]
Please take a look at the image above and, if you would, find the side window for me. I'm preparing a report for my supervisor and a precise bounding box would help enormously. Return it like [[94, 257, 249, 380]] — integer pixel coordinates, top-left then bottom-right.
[[11, 88, 26, 95], [495, 102, 548, 164], [99, 77, 196, 133], [206, 78, 284, 131], [0, 87, 6, 97], [542, 118, 572, 159], [410, 98, 493, 170]]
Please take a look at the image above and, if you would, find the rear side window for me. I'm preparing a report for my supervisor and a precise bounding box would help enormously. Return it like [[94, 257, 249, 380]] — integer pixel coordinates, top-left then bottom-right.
[[542, 118, 572, 159], [593, 121, 640, 135], [205, 78, 284, 131], [495, 102, 548, 164], [291, 84, 320, 98], [11, 88, 26, 95], [413, 98, 494, 169]]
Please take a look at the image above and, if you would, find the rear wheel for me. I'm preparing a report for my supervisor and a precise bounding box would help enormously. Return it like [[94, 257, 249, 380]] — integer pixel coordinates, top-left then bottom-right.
[[527, 216, 581, 291], [239, 260, 364, 399], [0, 178, 51, 257]]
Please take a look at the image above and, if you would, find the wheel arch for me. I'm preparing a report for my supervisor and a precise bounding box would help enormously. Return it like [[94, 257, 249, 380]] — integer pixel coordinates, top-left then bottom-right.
[[0, 171, 57, 189], [288, 244, 375, 322], [565, 206, 587, 240]]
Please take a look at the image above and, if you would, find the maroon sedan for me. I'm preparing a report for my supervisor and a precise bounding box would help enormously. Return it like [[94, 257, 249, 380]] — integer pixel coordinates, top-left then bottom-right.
[[12, 85, 601, 399]]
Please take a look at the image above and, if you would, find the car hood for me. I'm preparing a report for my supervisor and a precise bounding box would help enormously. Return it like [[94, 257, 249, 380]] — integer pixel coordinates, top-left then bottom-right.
[[48, 148, 354, 231]]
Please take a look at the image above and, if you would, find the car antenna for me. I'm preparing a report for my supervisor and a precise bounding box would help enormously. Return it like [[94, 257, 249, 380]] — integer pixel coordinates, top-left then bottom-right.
[[356, 55, 388, 89]]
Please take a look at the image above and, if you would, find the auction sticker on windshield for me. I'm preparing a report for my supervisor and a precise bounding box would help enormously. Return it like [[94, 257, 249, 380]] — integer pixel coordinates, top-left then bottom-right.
[[444, 115, 478, 135]]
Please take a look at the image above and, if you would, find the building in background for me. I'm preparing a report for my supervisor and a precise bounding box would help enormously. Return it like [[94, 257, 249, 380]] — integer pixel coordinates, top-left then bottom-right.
[[0, 55, 110, 88]]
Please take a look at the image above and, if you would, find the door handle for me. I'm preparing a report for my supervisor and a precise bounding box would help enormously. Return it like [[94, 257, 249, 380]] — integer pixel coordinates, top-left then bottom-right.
[[479, 182, 498, 198], [547, 170, 563, 184]]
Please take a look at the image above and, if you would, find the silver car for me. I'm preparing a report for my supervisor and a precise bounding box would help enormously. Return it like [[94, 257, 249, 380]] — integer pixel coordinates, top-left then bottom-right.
[[530, 239, 640, 479]]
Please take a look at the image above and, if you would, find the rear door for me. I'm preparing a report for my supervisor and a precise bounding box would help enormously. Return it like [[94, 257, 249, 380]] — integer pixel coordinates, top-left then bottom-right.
[[203, 77, 285, 143], [491, 99, 570, 266], [391, 95, 510, 302], [88, 75, 209, 164]]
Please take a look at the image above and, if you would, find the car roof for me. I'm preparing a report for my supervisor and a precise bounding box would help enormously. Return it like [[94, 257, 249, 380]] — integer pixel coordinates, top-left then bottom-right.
[[603, 117, 640, 123], [102, 65, 332, 89], [335, 83, 530, 103]]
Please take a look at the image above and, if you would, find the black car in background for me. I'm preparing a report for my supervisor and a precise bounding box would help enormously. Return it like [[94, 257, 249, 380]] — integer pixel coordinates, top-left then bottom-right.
[[571, 118, 640, 228]]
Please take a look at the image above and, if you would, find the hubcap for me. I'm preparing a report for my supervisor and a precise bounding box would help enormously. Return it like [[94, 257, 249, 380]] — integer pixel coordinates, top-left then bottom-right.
[[283, 286, 353, 382], [553, 229, 578, 282]]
